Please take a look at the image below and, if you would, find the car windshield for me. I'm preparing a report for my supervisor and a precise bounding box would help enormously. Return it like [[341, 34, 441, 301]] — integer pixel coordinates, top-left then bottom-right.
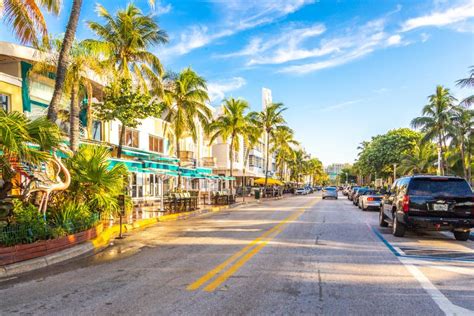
[[408, 178, 473, 197]]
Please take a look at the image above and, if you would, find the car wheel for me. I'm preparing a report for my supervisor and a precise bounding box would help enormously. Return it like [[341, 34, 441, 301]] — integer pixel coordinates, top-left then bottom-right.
[[379, 208, 388, 227], [453, 231, 470, 241], [392, 213, 406, 237]]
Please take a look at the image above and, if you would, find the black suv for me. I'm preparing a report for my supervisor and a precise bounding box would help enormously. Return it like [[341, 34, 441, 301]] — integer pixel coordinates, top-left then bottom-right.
[[379, 175, 473, 241]]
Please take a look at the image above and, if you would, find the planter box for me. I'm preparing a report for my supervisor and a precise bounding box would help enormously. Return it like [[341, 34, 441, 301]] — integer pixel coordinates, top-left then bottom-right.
[[0, 224, 103, 266]]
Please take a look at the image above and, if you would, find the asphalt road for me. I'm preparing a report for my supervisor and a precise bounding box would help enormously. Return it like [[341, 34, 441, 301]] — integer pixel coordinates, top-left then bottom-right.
[[1, 193, 474, 315]]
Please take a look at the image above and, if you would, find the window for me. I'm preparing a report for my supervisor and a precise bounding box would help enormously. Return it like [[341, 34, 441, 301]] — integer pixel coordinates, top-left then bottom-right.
[[149, 135, 164, 153], [120, 126, 139, 148], [92, 121, 102, 141], [149, 174, 160, 197], [130, 173, 143, 198], [0, 94, 9, 112], [408, 178, 473, 197]]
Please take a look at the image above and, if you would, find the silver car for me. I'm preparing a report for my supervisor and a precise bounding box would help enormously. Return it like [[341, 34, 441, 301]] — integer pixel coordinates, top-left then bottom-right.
[[322, 187, 338, 199], [358, 190, 383, 211]]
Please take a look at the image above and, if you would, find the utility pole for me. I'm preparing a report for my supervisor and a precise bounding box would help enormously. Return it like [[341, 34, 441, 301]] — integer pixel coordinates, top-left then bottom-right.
[[437, 145, 442, 176], [393, 163, 397, 181]]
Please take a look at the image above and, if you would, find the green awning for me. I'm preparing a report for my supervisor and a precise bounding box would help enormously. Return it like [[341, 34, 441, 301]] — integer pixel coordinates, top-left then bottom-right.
[[196, 167, 212, 175], [143, 160, 179, 171], [121, 149, 149, 159]]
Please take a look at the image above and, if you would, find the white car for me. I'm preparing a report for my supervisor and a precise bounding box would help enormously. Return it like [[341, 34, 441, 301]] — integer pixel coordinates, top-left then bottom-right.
[[295, 188, 307, 195]]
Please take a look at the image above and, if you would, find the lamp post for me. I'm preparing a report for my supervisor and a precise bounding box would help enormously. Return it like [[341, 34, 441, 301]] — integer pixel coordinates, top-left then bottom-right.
[[437, 145, 442, 176], [393, 163, 397, 181]]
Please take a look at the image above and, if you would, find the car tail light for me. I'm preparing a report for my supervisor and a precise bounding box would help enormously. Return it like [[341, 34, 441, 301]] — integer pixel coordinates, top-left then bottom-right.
[[367, 197, 374, 201], [402, 195, 410, 213]]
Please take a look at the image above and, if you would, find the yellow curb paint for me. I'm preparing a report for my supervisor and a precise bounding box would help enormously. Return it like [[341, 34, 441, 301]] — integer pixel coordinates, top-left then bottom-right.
[[187, 198, 317, 292]]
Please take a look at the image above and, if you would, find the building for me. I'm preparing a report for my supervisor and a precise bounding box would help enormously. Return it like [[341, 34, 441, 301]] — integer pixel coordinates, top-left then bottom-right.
[[325, 163, 351, 181], [0, 41, 224, 218]]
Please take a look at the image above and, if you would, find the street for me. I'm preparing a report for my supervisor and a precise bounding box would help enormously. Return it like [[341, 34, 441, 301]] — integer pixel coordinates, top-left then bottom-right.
[[1, 193, 474, 315]]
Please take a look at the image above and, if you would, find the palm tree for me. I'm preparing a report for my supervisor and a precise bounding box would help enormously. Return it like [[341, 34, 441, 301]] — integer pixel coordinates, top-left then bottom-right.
[[162, 68, 211, 187], [250, 103, 287, 194], [86, 3, 168, 94], [0, 0, 60, 46], [208, 98, 249, 197], [0, 109, 62, 198], [65, 145, 128, 217], [31, 39, 104, 152], [447, 106, 474, 180], [47, 0, 83, 124], [270, 126, 298, 180], [411, 85, 455, 175], [241, 119, 262, 202], [400, 140, 437, 175], [456, 66, 474, 106]]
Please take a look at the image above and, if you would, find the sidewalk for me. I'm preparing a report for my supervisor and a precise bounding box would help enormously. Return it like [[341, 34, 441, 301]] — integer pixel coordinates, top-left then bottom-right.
[[0, 197, 273, 278]]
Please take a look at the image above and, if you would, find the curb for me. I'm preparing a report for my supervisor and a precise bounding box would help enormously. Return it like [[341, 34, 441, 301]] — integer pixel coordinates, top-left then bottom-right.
[[0, 201, 260, 278]]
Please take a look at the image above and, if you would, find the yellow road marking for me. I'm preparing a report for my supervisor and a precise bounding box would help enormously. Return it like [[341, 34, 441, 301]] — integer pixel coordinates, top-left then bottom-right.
[[187, 198, 317, 291], [203, 213, 303, 292]]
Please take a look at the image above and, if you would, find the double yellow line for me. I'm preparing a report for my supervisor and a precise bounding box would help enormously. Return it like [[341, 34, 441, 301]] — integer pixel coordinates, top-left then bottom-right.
[[187, 199, 317, 292]]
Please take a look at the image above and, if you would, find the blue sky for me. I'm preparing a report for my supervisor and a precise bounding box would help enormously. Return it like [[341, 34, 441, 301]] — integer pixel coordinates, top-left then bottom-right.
[[1, 0, 474, 165]]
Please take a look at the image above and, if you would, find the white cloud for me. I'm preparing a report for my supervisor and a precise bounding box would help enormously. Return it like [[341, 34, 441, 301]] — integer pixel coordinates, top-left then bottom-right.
[[387, 34, 402, 46], [420, 32, 431, 42], [160, 0, 315, 57], [401, 1, 474, 32], [207, 77, 247, 103], [321, 99, 364, 112]]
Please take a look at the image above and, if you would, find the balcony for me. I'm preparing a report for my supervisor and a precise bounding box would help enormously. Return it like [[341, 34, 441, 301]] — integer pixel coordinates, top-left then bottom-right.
[[202, 157, 216, 168], [178, 150, 195, 166]]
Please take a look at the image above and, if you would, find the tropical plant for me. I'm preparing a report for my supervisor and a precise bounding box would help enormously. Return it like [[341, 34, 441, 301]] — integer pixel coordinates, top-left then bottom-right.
[[399, 139, 437, 175], [0, 109, 62, 199], [62, 145, 129, 217], [270, 126, 298, 180], [241, 119, 262, 201], [208, 98, 249, 196], [0, 0, 61, 46], [456, 66, 474, 106], [249, 102, 287, 192], [47, 0, 83, 123], [447, 106, 474, 180], [31, 39, 105, 151], [411, 85, 455, 175], [95, 78, 162, 158], [162, 68, 211, 187], [86, 3, 168, 94]]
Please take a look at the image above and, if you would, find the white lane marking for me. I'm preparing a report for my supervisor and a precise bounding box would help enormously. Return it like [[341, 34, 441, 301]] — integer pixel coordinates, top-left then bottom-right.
[[399, 257, 474, 315], [428, 264, 474, 277], [393, 246, 406, 255]]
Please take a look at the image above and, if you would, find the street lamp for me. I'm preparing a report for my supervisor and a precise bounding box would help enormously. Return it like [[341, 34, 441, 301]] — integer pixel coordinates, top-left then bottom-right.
[[393, 163, 397, 181]]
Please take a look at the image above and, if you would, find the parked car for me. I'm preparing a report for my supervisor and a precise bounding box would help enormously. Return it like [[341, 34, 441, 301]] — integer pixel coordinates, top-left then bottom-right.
[[322, 187, 338, 199], [348, 186, 360, 201], [379, 175, 474, 240], [295, 187, 308, 195], [353, 188, 370, 206], [358, 190, 383, 211]]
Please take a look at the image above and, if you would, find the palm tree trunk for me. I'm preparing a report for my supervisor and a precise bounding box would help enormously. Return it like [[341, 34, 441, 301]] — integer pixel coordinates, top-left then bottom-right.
[[47, 0, 83, 123], [176, 138, 181, 189], [438, 134, 444, 175], [118, 124, 126, 158], [460, 137, 467, 180], [229, 136, 234, 200], [69, 83, 80, 152], [264, 131, 270, 196]]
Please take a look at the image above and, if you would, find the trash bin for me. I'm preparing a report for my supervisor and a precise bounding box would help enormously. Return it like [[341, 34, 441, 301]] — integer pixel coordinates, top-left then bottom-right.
[[254, 189, 261, 200]]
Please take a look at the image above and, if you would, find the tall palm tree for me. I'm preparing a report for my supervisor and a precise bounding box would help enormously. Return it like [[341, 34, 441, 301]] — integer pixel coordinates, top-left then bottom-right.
[[270, 126, 298, 180], [456, 66, 474, 106], [162, 68, 211, 187], [400, 140, 437, 175], [47, 0, 83, 124], [447, 106, 474, 180], [31, 39, 104, 152], [0, 109, 62, 198], [86, 3, 168, 94], [0, 0, 61, 46], [250, 102, 287, 193], [411, 85, 455, 175], [241, 119, 262, 202], [208, 98, 249, 197]]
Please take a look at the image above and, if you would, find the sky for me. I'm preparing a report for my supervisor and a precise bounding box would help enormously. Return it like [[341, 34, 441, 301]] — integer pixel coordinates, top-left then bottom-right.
[[1, 0, 474, 166]]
